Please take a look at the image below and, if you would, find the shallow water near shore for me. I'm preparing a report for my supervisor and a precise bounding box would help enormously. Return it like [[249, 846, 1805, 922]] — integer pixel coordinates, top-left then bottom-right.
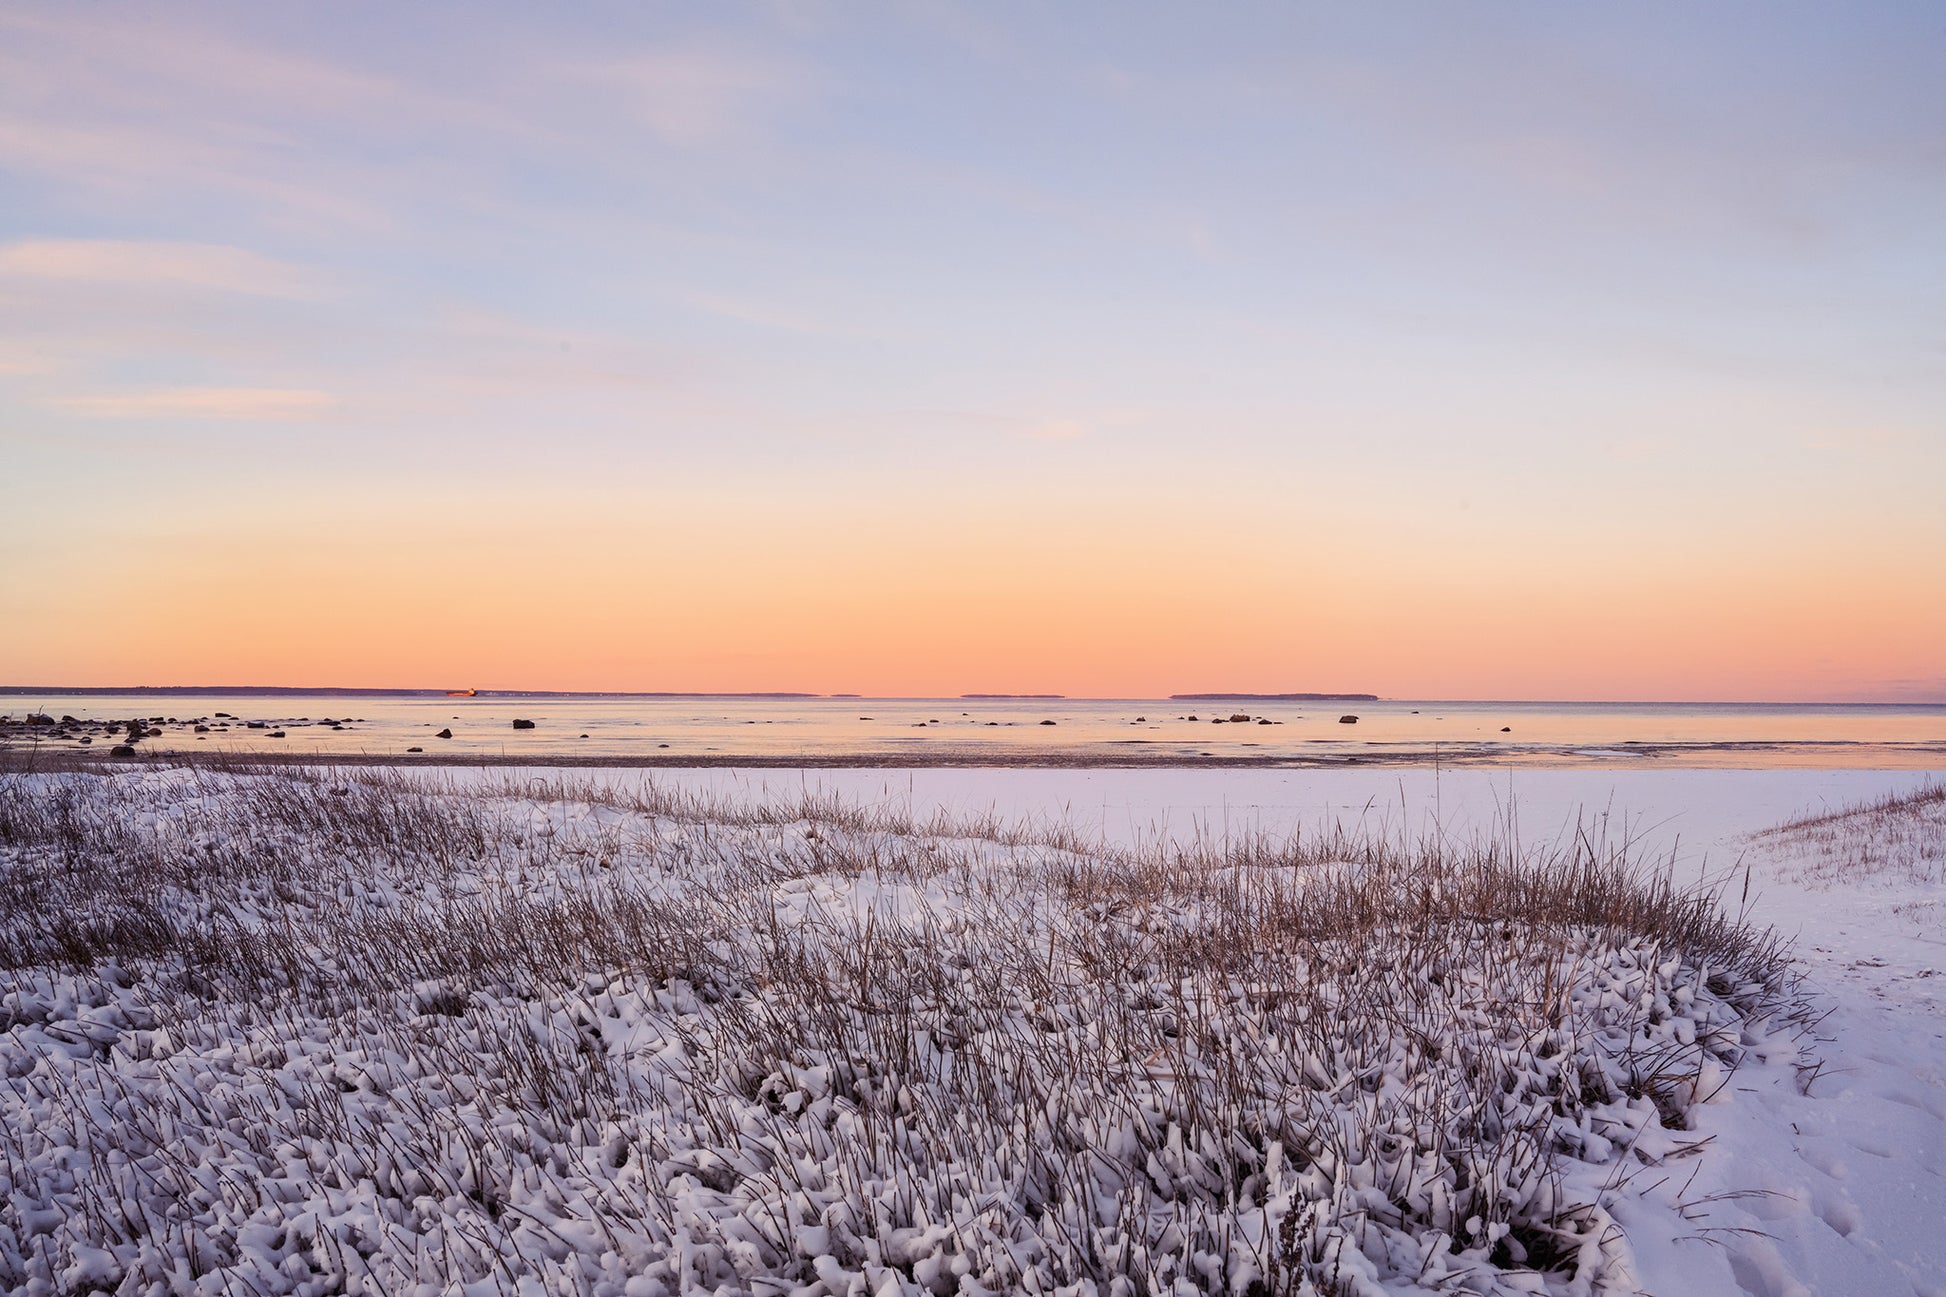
[[4, 693, 1944, 768]]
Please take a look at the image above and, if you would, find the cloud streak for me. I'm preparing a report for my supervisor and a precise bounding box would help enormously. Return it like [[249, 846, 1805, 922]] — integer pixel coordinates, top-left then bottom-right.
[[50, 387, 338, 421], [0, 239, 336, 299]]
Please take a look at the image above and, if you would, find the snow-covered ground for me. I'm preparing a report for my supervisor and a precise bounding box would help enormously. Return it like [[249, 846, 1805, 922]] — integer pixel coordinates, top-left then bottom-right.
[[712, 766, 1946, 1297], [0, 762, 1939, 1295]]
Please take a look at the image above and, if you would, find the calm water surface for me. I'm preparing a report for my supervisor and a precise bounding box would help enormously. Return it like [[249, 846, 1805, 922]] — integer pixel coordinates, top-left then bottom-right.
[[5, 695, 1944, 768]]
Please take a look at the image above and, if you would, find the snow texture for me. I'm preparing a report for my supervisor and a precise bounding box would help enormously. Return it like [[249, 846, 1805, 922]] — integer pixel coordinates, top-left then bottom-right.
[[0, 764, 1939, 1296]]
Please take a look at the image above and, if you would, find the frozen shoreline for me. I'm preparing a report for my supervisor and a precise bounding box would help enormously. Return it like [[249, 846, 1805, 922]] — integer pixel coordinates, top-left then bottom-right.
[[7, 694, 1943, 771]]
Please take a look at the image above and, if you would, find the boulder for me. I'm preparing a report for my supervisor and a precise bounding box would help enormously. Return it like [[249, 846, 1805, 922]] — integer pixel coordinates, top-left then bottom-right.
[[110, 745, 136, 758], [1339, 715, 1359, 724], [512, 719, 536, 729], [435, 728, 452, 739], [1229, 714, 1251, 723], [406, 746, 424, 753]]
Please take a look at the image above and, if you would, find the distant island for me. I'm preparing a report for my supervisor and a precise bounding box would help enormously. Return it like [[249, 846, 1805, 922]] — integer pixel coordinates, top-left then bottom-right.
[[961, 693, 1065, 700], [1171, 692, 1379, 702]]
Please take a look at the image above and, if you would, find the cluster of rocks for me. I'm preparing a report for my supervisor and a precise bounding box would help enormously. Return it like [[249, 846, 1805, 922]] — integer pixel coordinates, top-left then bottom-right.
[[0, 711, 367, 756]]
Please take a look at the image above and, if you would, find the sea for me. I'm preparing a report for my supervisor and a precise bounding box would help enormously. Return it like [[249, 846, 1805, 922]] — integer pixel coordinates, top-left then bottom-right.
[[3, 693, 1944, 768]]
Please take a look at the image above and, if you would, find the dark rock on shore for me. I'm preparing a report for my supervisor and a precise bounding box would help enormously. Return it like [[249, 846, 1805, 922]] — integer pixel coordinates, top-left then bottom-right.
[[110, 745, 136, 757], [436, 728, 452, 739], [1339, 715, 1359, 724], [512, 719, 536, 729]]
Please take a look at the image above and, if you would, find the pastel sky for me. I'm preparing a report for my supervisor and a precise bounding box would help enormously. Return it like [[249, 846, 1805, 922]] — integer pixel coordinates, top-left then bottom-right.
[[3, 3, 1942, 700]]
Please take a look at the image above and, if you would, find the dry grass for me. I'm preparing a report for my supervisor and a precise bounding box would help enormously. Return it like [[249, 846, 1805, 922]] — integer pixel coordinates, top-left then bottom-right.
[[1745, 780, 1946, 889], [0, 764, 1808, 1295]]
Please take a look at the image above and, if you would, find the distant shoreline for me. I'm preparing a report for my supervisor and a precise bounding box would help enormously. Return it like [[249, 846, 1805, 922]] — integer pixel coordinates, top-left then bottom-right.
[[2, 687, 1940, 707], [1171, 693, 1379, 702]]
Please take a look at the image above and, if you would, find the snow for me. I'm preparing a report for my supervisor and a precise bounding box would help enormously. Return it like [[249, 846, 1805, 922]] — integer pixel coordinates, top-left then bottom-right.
[[0, 762, 1940, 1295]]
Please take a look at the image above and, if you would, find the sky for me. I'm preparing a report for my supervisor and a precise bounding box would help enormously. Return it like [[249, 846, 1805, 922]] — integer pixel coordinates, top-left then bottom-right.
[[2, 3, 1942, 701]]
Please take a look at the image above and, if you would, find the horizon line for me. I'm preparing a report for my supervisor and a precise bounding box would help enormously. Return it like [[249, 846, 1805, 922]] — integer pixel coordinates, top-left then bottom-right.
[[2, 684, 1942, 707]]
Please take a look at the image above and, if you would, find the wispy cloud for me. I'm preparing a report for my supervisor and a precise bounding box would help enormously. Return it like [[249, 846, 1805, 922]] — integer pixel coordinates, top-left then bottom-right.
[[555, 45, 813, 148], [0, 349, 55, 377], [682, 290, 853, 337], [1025, 418, 1091, 440], [0, 10, 524, 234], [51, 387, 338, 420], [0, 239, 335, 299], [1801, 426, 1923, 453]]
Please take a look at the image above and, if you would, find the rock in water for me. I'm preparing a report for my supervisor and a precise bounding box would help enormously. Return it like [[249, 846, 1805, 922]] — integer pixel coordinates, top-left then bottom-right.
[[1339, 715, 1359, 724], [436, 728, 453, 739], [512, 718, 536, 729]]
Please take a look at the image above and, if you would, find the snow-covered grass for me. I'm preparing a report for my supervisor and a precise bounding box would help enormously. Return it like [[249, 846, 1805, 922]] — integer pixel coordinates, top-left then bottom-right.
[[0, 764, 1814, 1296], [1744, 779, 1946, 891]]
